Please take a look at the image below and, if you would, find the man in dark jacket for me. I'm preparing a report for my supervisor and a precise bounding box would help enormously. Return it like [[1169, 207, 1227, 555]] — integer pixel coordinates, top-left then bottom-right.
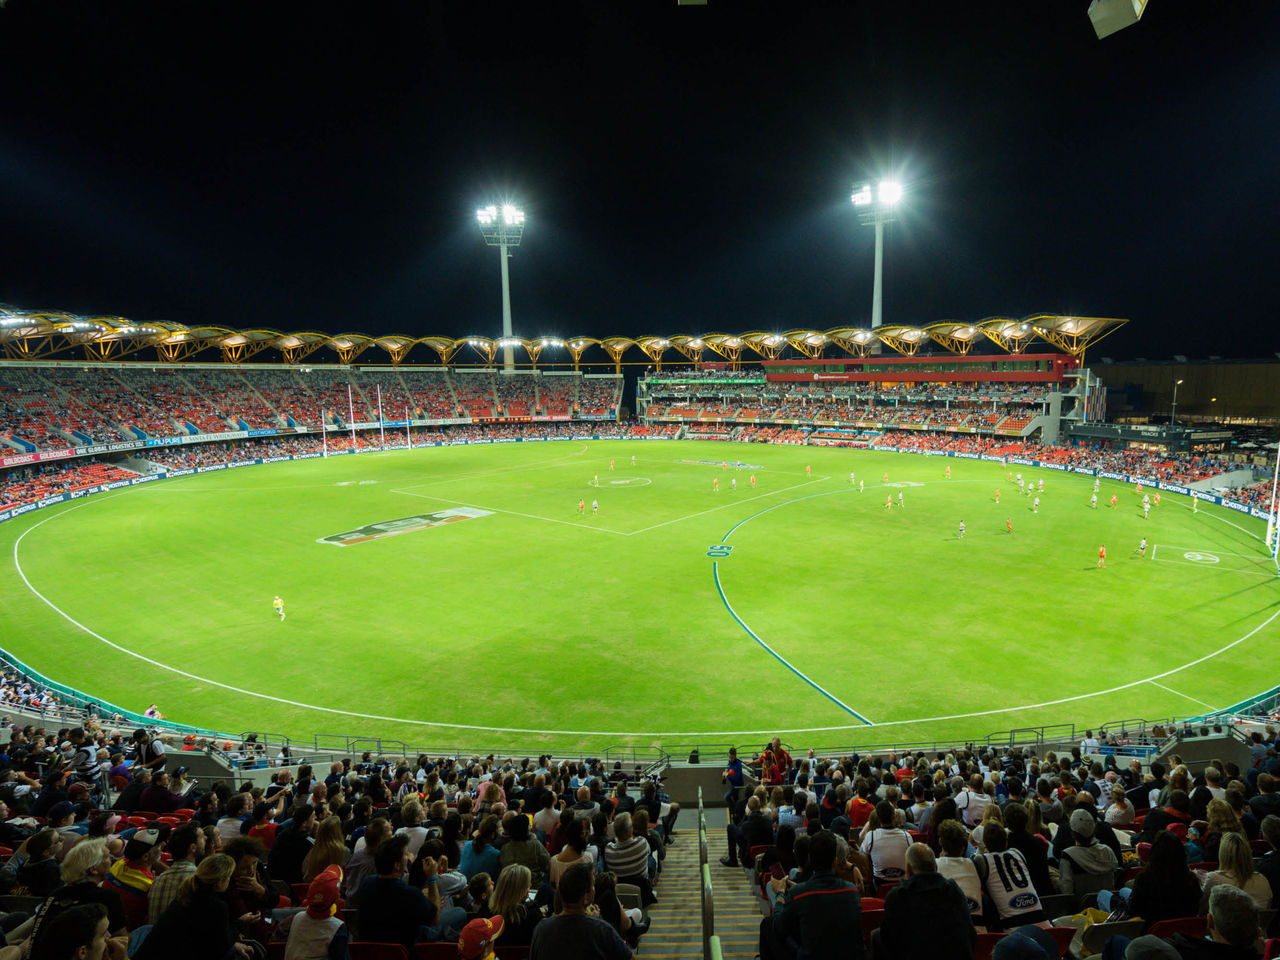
[[1050, 795, 1122, 865], [723, 795, 774, 867], [1003, 802, 1054, 897], [266, 803, 315, 884], [761, 830, 863, 960], [876, 843, 975, 960], [1137, 790, 1192, 844]]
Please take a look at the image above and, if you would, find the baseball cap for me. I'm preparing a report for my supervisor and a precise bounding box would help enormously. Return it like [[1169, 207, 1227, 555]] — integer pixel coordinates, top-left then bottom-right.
[[457, 916, 504, 960], [133, 828, 161, 848], [1009, 924, 1061, 960], [1069, 808, 1097, 841], [42, 768, 67, 786], [47, 801, 74, 822], [993, 930, 1048, 960], [305, 865, 344, 919]]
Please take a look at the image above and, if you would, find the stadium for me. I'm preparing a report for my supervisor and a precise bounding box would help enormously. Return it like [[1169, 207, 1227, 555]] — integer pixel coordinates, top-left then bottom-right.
[[2, 3, 1280, 960]]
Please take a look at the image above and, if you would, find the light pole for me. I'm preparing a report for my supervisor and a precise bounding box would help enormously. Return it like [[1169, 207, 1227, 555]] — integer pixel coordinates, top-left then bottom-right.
[[851, 180, 903, 331], [476, 203, 526, 371], [1171, 378, 1184, 426]]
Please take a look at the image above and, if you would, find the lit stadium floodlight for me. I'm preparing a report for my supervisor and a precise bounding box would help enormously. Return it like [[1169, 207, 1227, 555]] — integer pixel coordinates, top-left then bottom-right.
[[476, 201, 527, 371], [1171, 378, 1184, 426], [851, 179, 905, 332]]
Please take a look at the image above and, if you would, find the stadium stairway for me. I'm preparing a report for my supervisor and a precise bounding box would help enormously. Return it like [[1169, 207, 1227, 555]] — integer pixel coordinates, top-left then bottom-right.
[[641, 816, 761, 959]]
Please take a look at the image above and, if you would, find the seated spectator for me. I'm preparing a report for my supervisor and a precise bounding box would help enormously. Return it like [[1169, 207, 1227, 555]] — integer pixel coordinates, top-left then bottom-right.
[[761, 830, 862, 960], [283, 864, 350, 960], [935, 820, 983, 930], [28, 835, 128, 950], [877, 843, 976, 960], [724, 795, 774, 868], [24, 902, 110, 960], [342, 817, 389, 898], [1199, 799, 1246, 864], [268, 804, 316, 885], [528, 861, 631, 960], [460, 815, 502, 881], [862, 800, 911, 882], [499, 813, 551, 889], [138, 771, 185, 814], [594, 871, 649, 949], [1098, 830, 1201, 933], [1138, 789, 1193, 844], [148, 823, 205, 923], [973, 824, 1045, 931], [1105, 784, 1135, 827], [102, 829, 162, 929], [133, 853, 252, 960], [216, 793, 251, 842], [222, 836, 282, 946], [602, 813, 654, 907], [352, 834, 466, 949], [490, 863, 553, 947], [1003, 802, 1052, 898], [1200, 832, 1273, 914], [394, 799, 429, 858], [1164, 884, 1264, 960], [550, 819, 595, 888], [1058, 808, 1118, 897], [302, 815, 348, 884]]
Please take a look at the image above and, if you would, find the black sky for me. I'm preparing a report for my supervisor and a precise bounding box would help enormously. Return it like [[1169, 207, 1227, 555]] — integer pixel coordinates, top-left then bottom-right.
[[1, 1, 1278, 362]]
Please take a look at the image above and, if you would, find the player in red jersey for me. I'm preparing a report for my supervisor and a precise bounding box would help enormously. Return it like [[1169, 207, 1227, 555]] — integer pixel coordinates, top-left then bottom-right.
[[1007, 517, 1012, 534], [750, 474, 756, 489], [1110, 494, 1118, 508], [1098, 545, 1106, 568], [578, 498, 584, 514]]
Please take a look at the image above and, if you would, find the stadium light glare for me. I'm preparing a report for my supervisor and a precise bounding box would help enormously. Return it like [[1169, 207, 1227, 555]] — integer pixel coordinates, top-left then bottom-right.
[[1171, 378, 1185, 427], [476, 200, 527, 372], [852, 176, 905, 333], [878, 180, 903, 206]]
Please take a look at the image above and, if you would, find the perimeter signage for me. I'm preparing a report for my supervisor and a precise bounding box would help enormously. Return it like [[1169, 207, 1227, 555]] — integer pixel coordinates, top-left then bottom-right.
[[316, 508, 493, 546]]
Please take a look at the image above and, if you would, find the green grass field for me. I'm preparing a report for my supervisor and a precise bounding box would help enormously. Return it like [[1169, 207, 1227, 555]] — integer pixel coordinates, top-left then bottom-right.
[[0, 438, 1276, 753]]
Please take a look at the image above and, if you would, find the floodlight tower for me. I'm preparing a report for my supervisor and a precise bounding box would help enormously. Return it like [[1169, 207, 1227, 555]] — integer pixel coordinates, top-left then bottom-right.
[[851, 180, 903, 331], [476, 203, 526, 371], [1170, 378, 1184, 426]]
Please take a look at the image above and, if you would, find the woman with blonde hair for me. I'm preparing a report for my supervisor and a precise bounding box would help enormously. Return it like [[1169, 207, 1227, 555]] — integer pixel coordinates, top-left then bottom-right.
[[489, 863, 552, 947], [302, 815, 349, 883], [970, 802, 1003, 853], [1104, 784, 1135, 827], [133, 854, 249, 960], [1199, 800, 1248, 868], [1200, 831, 1273, 913]]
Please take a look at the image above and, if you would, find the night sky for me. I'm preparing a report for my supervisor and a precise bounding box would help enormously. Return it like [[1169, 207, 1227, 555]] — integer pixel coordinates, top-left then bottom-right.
[[1, 1, 1278, 363]]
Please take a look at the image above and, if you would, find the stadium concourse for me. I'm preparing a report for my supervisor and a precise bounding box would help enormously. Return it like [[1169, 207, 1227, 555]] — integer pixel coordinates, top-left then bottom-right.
[[2, 691, 1280, 960]]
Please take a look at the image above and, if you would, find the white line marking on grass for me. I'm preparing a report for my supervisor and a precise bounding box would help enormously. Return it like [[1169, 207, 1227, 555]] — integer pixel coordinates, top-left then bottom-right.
[[1147, 680, 1215, 710], [627, 476, 831, 536], [12, 463, 1280, 738], [389, 488, 630, 536]]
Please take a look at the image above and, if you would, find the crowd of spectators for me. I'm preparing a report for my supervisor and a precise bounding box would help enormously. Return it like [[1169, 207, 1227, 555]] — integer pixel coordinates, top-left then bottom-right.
[[0, 724, 681, 958], [0, 461, 136, 511], [720, 729, 1280, 960]]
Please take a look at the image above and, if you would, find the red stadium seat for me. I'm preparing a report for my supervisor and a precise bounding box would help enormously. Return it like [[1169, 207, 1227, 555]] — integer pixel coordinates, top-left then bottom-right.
[[1264, 940, 1280, 960], [351, 945, 409, 960], [1046, 927, 1077, 955], [976, 932, 1006, 960], [862, 908, 886, 946], [1149, 918, 1208, 940]]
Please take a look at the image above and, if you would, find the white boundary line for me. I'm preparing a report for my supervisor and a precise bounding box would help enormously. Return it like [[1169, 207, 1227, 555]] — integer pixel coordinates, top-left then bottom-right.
[[9, 459, 1280, 737], [1147, 680, 1215, 710]]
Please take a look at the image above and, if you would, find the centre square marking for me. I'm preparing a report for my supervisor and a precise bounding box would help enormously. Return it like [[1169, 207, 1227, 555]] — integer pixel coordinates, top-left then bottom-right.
[[590, 476, 651, 487], [317, 507, 493, 546]]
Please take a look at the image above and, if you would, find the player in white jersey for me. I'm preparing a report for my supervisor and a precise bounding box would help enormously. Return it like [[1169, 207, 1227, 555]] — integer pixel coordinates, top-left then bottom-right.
[[1033, 496, 1040, 514], [1038, 479, 1043, 492], [592, 498, 598, 514], [897, 491, 904, 508], [1139, 537, 1147, 556], [1094, 478, 1100, 492], [850, 471, 856, 484], [1143, 501, 1150, 519], [1090, 493, 1098, 509], [958, 521, 965, 539], [731, 477, 736, 490]]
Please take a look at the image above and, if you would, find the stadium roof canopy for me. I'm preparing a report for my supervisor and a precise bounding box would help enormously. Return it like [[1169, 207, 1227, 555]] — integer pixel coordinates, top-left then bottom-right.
[[0, 305, 1127, 368]]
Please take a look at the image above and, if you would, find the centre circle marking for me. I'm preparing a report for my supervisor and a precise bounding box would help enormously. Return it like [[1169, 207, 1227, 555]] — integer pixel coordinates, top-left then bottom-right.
[[589, 476, 650, 487]]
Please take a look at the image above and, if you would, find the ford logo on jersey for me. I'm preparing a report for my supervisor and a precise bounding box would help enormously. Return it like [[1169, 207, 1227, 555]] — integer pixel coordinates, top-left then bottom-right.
[[1010, 893, 1038, 910]]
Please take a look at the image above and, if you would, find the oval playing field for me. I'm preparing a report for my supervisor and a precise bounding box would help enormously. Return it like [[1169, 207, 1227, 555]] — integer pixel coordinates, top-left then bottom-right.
[[1, 439, 1275, 750]]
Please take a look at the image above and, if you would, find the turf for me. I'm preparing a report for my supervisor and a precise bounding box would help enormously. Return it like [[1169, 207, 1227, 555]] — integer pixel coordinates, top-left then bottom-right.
[[0, 438, 1275, 753]]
